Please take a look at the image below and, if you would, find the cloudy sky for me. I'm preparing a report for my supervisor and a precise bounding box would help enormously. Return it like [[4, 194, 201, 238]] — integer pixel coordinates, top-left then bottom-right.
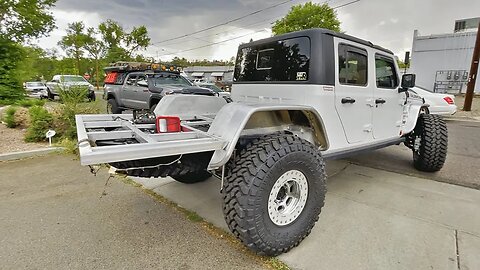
[[34, 0, 480, 61]]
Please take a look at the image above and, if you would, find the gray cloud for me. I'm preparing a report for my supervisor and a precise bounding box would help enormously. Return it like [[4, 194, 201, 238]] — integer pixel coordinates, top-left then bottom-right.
[[39, 0, 480, 60]]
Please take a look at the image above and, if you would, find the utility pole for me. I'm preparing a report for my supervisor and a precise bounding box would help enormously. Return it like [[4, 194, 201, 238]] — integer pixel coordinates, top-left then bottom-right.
[[463, 21, 480, 111]]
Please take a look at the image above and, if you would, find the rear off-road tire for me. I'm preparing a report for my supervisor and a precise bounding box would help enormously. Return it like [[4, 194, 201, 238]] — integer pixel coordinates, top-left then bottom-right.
[[170, 171, 212, 184], [412, 114, 448, 172], [222, 134, 326, 256]]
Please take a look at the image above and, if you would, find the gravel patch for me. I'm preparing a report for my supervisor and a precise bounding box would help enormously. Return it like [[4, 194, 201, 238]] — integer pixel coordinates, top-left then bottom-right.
[[0, 124, 48, 154]]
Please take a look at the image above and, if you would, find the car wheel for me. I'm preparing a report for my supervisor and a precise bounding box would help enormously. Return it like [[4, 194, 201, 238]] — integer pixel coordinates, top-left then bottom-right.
[[47, 88, 54, 100], [412, 114, 448, 172], [222, 133, 326, 256], [150, 103, 157, 113], [107, 98, 122, 114], [88, 91, 96, 102]]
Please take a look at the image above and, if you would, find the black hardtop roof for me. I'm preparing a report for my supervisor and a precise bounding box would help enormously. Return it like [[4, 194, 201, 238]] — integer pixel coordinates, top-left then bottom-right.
[[238, 28, 393, 55]]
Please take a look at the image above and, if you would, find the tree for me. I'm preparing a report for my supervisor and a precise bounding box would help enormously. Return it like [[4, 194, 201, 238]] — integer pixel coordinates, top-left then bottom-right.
[[98, 19, 150, 62], [84, 28, 107, 88], [125, 26, 150, 57], [0, 0, 56, 103], [58, 22, 88, 75], [0, 0, 56, 42], [271, 2, 341, 35]]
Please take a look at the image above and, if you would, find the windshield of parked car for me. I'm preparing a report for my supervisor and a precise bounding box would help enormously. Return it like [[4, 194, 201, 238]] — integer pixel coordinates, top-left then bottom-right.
[[61, 76, 87, 82], [26, 82, 44, 87], [199, 84, 222, 93], [149, 74, 191, 87]]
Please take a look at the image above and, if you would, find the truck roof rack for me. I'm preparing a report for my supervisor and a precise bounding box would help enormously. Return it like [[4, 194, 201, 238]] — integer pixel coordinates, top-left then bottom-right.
[[104, 61, 181, 74]]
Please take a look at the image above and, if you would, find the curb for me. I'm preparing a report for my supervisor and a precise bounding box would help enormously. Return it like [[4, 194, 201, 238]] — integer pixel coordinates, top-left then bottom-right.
[[443, 116, 480, 122], [0, 147, 64, 162]]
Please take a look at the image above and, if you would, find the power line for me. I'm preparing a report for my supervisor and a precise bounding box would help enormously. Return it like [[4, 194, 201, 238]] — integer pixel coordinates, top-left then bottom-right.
[[151, 0, 295, 45], [155, 0, 355, 48], [332, 0, 361, 9], [158, 29, 268, 57], [155, 0, 361, 57]]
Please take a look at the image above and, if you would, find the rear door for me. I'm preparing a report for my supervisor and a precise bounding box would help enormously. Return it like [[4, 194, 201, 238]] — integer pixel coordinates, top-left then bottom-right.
[[334, 42, 374, 144], [372, 54, 404, 139]]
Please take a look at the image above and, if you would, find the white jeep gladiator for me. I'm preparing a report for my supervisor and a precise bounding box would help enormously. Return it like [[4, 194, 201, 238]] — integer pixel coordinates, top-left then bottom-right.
[[75, 29, 447, 256]]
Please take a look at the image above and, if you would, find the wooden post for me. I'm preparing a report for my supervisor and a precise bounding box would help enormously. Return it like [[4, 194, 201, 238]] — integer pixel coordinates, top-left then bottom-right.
[[463, 21, 480, 111]]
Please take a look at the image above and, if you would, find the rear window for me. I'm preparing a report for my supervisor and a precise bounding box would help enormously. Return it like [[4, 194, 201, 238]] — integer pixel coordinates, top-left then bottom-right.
[[234, 37, 311, 82]]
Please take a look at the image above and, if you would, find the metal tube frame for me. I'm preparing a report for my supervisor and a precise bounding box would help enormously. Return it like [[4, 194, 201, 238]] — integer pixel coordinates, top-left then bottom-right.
[[76, 114, 226, 166]]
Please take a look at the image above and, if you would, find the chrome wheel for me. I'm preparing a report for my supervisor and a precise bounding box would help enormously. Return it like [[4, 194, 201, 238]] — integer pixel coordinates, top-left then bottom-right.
[[268, 170, 308, 226]]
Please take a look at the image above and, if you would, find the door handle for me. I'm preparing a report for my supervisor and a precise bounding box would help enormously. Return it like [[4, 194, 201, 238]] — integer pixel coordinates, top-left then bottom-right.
[[375, 98, 386, 104], [341, 97, 356, 104]]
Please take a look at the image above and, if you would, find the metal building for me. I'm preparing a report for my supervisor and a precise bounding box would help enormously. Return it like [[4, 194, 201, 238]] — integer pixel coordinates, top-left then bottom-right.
[[183, 66, 234, 83], [410, 17, 479, 94]]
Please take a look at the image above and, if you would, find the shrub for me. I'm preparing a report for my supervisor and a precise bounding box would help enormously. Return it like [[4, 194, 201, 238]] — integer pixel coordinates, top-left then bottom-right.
[[15, 99, 45, 108], [51, 85, 98, 139], [57, 137, 78, 155], [58, 85, 88, 104], [24, 105, 53, 142], [13, 107, 29, 128], [3, 106, 18, 128]]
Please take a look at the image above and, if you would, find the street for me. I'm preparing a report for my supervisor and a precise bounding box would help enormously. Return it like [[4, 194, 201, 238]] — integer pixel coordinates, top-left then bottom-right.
[[347, 119, 480, 189]]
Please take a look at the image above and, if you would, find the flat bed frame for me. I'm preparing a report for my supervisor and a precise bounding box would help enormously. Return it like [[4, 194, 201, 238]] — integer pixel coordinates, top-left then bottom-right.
[[75, 114, 227, 166]]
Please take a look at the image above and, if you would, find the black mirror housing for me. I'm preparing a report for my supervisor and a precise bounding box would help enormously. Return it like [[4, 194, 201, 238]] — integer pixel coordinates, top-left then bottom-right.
[[401, 74, 416, 89]]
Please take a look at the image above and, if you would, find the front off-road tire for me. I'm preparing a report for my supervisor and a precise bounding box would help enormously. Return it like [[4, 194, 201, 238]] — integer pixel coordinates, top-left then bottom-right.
[[412, 114, 448, 172], [107, 98, 122, 114], [222, 134, 326, 256]]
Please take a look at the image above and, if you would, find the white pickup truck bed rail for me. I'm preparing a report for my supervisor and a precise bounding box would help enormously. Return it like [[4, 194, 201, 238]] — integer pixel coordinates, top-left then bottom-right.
[[75, 114, 227, 165]]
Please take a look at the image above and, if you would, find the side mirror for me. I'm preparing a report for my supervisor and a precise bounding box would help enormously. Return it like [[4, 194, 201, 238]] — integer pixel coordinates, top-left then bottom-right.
[[126, 80, 134, 85], [401, 74, 416, 89]]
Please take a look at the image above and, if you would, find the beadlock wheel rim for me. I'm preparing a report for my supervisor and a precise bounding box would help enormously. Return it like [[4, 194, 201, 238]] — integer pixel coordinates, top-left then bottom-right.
[[268, 170, 308, 226]]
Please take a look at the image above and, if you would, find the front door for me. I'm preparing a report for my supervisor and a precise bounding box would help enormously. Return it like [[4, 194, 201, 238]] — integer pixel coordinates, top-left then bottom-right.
[[334, 42, 374, 144], [372, 54, 404, 139], [129, 74, 150, 110], [121, 74, 138, 108]]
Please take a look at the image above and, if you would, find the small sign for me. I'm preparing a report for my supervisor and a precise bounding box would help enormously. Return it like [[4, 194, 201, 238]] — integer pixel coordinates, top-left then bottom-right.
[[296, 72, 307, 81], [46, 130, 56, 146]]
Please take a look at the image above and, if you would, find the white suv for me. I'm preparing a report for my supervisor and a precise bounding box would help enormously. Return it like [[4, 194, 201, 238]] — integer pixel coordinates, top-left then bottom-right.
[[76, 28, 448, 255]]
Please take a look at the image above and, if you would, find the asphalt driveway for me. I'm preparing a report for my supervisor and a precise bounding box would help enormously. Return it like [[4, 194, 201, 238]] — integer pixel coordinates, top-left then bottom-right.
[[0, 155, 267, 270]]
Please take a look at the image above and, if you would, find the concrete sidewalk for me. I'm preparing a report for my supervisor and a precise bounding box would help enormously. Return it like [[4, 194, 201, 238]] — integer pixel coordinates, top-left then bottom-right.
[[133, 160, 480, 270]]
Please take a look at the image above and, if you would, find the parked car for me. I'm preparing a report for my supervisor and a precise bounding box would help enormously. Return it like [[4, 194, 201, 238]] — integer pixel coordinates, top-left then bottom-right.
[[76, 29, 448, 255], [196, 83, 231, 99], [412, 86, 457, 115], [103, 63, 216, 114], [23, 81, 47, 99], [45, 75, 96, 101]]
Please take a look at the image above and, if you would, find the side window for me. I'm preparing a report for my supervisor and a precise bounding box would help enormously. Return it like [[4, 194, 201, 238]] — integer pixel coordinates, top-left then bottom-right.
[[375, 55, 398, 88], [136, 74, 147, 87], [338, 44, 368, 86], [126, 74, 137, 85]]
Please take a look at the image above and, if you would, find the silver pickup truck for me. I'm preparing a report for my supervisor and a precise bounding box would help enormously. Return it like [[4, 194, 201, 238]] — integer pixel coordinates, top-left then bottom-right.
[[45, 75, 96, 101], [103, 63, 217, 114]]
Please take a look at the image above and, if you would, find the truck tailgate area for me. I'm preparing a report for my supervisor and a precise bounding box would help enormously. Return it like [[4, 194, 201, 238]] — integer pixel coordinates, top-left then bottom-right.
[[76, 114, 226, 165]]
